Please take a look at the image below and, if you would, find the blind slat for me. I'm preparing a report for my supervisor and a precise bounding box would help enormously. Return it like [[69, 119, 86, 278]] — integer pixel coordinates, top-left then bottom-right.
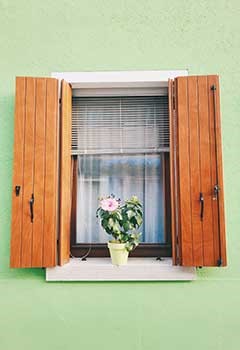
[[72, 96, 169, 155]]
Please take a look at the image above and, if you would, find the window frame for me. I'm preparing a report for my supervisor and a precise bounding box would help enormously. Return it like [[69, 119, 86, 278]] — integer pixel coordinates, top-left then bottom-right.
[[70, 153, 172, 258], [52, 70, 188, 90], [52, 70, 188, 259]]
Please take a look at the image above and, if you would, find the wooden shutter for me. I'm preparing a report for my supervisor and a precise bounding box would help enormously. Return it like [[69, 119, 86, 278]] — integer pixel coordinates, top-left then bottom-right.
[[169, 75, 227, 267], [59, 80, 72, 265], [10, 77, 59, 267]]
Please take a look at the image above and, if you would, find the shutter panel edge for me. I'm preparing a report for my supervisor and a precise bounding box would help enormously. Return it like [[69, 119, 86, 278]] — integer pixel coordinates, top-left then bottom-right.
[[59, 80, 72, 266]]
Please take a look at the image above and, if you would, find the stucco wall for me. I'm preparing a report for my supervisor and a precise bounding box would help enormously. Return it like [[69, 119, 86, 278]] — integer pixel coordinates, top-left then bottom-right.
[[0, 1, 240, 349]]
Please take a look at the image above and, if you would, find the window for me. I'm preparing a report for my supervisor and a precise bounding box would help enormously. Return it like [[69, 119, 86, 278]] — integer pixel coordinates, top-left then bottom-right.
[[10, 71, 227, 270], [70, 95, 171, 257]]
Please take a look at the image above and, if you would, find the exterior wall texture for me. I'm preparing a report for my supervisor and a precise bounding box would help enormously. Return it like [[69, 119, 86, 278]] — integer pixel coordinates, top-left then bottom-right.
[[0, 1, 240, 349]]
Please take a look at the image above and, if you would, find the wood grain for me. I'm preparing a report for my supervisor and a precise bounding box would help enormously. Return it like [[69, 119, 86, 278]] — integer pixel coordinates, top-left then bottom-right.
[[176, 77, 193, 266], [21, 77, 36, 267], [59, 80, 72, 266], [32, 79, 46, 267], [172, 75, 227, 267], [10, 77, 59, 268], [43, 78, 58, 267], [187, 76, 203, 266], [198, 76, 215, 265]]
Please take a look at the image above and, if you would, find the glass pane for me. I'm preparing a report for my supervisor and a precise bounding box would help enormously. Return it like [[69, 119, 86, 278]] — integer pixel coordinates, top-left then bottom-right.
[[76, 154, 166, 243]]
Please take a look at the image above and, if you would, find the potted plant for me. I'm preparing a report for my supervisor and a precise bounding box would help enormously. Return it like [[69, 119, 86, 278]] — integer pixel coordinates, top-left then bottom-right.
[[96, 194, 143, 266]]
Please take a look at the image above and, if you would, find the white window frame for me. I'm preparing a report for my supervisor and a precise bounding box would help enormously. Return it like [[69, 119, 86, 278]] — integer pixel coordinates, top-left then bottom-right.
[[47, 70, 196, 281], [52, 69, 188, 89]]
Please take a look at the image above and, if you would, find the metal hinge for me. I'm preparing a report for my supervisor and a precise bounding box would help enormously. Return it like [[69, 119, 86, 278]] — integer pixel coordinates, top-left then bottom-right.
[[172, 82, 176, 111], [214, 184, 220, 197], [59, 98, 62, 105]]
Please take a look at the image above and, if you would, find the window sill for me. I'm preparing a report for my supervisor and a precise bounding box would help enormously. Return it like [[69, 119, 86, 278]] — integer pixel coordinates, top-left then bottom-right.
[[46, 258, 196, 281]]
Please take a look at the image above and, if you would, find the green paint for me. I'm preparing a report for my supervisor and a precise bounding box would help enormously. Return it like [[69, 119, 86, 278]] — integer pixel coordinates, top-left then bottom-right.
[[0, 1, 240, 349]]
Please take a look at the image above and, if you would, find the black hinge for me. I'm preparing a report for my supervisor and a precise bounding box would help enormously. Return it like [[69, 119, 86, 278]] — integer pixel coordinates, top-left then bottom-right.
[[211, 85, 217, 91], [59, 97, 62, 105], [172, 83, 176, 111], [217, 258, 222, 267]]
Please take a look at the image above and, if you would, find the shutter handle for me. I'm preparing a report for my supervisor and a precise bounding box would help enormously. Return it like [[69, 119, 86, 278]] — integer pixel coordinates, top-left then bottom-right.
[[29, 193, 34, 223], [199, 192, 204, 221]]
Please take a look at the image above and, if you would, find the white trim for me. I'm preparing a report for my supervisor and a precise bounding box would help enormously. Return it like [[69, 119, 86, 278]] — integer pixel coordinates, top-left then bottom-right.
[[46, 258, 196, 281], [50, 70, 191, 281], [51, 70, 188, 89]]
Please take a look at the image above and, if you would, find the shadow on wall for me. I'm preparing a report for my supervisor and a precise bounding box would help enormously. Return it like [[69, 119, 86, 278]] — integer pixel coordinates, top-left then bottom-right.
[[0, 93, 15, 275]]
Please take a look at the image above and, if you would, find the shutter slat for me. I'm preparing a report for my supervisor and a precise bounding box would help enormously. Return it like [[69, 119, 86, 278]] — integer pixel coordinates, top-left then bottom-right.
[[32, 78, 46, 266], [198, 76, 215, 265], [188, 77, 203, 266], [176, 77, 193, 266], [59, 80, 72, 266], [21, 78, 36, 267], [72, 96, 169, 155], [43, 79, 59, 267]]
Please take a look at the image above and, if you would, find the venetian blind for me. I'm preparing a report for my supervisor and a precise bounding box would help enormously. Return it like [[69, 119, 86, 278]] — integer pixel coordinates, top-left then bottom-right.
[[72, 96, 169, 155]]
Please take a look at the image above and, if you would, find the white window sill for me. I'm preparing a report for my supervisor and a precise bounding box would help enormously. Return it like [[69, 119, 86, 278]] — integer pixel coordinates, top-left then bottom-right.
[[46, 258, 196, 281]]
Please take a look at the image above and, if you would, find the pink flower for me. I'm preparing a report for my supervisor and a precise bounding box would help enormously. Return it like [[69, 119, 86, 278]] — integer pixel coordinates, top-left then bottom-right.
[[100, 198, 119, 212]]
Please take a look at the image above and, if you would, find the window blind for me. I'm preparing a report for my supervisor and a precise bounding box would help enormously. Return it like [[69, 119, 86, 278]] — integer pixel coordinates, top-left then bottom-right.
[[72, 96, 169, 155]]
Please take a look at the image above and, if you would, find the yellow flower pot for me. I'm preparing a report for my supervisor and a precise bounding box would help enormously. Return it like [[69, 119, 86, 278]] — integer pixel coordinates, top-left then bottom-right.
[[108, 242, 129, 266]]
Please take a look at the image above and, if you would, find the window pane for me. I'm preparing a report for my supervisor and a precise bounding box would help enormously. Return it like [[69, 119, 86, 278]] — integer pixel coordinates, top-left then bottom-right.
[[76, 154, 166, 243]]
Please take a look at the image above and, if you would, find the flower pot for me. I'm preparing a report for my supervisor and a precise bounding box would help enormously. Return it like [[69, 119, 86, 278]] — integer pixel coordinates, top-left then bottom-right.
[[107, 242, 129, 266]]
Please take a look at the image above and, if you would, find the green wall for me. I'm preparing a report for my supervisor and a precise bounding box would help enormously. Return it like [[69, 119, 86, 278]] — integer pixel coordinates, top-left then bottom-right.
[[0, 1, 240, 349]]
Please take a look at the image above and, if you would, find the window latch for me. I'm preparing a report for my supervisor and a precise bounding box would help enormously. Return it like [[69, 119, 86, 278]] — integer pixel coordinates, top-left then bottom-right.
[[213, 184, 220, 200], [214, 184, 220, 195], [15, 185, 21, 196]]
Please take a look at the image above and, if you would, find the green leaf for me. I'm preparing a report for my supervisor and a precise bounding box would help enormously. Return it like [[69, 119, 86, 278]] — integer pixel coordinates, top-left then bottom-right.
[[136, 215, 143, 226], [127, 210, 135, 219]]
